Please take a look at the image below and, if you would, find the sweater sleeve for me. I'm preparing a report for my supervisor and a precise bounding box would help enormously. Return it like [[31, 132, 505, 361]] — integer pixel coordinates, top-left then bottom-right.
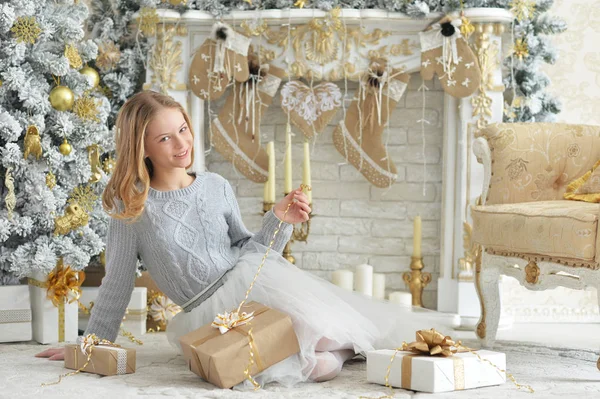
[[82, 212, 139, 343], [223, 178, 293, 254]]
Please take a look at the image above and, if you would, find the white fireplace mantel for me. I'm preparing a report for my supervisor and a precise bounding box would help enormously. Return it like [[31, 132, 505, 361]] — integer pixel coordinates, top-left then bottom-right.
[[141, 7, 514, 328]]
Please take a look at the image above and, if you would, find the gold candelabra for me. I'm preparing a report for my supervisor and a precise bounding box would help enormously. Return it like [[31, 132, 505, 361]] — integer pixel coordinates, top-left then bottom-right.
[[402, 256, 432, 307], [263, 196, 313, 265]]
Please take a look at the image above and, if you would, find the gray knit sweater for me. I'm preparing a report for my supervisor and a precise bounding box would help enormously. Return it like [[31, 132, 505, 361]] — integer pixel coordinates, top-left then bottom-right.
[[83, 172, 293, 342]]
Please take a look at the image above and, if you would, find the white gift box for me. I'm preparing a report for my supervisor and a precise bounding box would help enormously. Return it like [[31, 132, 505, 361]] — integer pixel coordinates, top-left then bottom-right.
[[29, 271, 79, 344], [79, 287, 147, 336], [0, 285, 33, 343], [367, 349, 506, 393]]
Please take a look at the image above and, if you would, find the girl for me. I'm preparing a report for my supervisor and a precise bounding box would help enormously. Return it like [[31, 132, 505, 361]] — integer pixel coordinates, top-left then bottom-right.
[[37, 90, 444, 388]]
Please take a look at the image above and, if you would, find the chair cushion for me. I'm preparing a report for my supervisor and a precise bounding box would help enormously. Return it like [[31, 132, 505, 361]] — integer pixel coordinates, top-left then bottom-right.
[[477, 123, 600, 205], [564, 159, 600, 202], [472, 200, 600, 262]]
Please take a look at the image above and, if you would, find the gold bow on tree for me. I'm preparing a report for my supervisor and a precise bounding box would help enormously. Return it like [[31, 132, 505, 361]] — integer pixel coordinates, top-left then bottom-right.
[[46, 258, 85, 307]]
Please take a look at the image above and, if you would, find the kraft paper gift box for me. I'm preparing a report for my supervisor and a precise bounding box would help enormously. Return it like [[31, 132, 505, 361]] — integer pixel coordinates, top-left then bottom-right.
[[64, 343, 136, 376], [367, 349, 506, 393], [28, 270, 79, 344], [0, 285, 33, 343], [179, 301, 301, 389], [79, 287, 147, 336]]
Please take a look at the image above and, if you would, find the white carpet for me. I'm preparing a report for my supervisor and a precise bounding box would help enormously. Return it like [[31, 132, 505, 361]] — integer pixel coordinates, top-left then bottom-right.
[[1, 330, 599, 399]]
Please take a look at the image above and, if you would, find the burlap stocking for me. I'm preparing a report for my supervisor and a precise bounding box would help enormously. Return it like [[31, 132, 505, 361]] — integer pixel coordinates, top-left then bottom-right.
[[419, 16, 481, 98], [333, 60, 410, 188], [210, 58, 286, 183], [189, 22, 251, 101], [280, 80, 342, 139]]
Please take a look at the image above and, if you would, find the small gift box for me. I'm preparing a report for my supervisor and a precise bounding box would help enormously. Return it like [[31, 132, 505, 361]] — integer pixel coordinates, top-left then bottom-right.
[[367, 329, 506, 393], [64, 342, 136, 376], [179, 301, 300, 389], [78, 287, 147, 336], [0, 285, 32, 343], [135, 272, 180, 332], [28, 259, 82, 344]]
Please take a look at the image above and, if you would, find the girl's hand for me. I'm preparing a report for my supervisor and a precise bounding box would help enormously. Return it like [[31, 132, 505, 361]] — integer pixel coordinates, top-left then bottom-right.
[[273, 187, 311, 224], [35, 347, 65, 361]]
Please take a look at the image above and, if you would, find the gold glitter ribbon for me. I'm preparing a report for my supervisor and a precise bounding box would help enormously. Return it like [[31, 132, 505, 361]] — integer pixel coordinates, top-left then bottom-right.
[[41, 333, 121, 387], [360, 328, 534, 399], [28, 258, 85, 342]]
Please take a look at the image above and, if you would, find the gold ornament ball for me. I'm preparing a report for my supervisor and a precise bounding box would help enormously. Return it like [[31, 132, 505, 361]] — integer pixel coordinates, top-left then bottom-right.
[[79, 66, 100, 88], [59, 138, 72, 155], [49, 85, 75, 111]]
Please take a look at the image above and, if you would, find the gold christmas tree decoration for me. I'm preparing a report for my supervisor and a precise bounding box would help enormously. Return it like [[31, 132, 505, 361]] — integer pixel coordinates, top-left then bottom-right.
[[50, 85, 75, 111], [79, 66, 100, 88], [73, 95, 100, 122], [11, 16, 42, 44], [23, 125, 43, 160], [68, 184, 98, 212], [59, 137, 72, 155], [65, 44, 82, 69], [138, 7, 160, 36], [294, 0, 306, 8], [513, 38, 529, 60], [46, 171, 57, 190], [509, 0, 536, 22], [54, 202, 89, 235], [87, 144, 103, 183], [96, 41, 121, 72], [102, 155, 116, 174]]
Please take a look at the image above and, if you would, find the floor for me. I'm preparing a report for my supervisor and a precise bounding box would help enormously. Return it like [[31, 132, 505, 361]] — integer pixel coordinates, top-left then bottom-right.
[[1, 322, 599, 399]]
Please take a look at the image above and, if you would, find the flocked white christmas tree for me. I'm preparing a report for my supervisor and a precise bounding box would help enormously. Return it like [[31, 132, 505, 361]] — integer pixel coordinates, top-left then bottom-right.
[[0, 0, 115, 282]]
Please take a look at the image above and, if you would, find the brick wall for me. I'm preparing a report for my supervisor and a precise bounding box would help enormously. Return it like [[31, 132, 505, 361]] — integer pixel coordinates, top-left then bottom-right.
[[205, 73, 444, 309]]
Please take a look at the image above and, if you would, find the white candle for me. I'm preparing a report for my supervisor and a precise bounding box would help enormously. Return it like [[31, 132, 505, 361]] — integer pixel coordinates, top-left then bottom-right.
[[413, 215, 422, 258], [373, 273, 386, 300], [303, 141, 312, 204], [389, 291, 412, 307], [267, 141, 276, 203], [332, 269, 354, 291], [284, 124, 293, 194], [354, 264, 373, 296]]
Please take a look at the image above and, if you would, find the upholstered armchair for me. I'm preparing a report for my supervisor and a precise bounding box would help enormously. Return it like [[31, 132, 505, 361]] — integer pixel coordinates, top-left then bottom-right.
[[471, 122, 600, 367]]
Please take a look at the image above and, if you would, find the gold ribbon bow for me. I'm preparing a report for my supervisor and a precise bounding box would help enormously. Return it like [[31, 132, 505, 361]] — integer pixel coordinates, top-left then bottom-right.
[[45, 258, 85, 307], [360, 328, 533, 399], [401, 328, 458, 357], [211, 310, 255, 334]]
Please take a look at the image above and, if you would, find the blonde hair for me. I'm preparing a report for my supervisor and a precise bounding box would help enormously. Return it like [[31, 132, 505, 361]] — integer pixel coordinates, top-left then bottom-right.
[[102, 91, 195, 222]]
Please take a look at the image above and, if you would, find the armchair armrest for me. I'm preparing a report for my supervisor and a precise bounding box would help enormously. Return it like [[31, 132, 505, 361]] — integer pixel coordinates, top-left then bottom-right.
[[473, 136, 492, 206]]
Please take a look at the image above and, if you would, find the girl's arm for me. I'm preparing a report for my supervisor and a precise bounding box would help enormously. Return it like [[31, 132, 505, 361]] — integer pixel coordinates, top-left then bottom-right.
[[82, 208, 139, 343], [224, 179, 293, 254]]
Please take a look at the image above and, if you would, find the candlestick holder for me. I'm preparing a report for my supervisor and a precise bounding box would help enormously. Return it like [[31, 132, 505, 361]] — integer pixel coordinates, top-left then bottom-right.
[[402, 256, 432, 307]]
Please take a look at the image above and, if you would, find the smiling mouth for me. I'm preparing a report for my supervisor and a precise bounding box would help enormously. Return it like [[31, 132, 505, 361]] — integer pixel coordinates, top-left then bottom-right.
[[175, 149, 189, 158]]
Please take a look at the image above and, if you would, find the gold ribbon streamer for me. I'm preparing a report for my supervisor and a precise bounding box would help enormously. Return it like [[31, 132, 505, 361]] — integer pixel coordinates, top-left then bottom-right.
[[28, 258, 85, 342], [360, 329, 533, 399], [206, 200, 297, 390]]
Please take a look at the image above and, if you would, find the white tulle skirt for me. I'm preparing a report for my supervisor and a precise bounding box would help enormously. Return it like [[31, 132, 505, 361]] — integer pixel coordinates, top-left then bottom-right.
[[167, 241, 448, 389]]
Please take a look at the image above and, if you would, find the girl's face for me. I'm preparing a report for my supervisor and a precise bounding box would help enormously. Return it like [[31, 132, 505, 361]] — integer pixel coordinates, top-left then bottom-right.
[[144, 107, 193, 172]]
